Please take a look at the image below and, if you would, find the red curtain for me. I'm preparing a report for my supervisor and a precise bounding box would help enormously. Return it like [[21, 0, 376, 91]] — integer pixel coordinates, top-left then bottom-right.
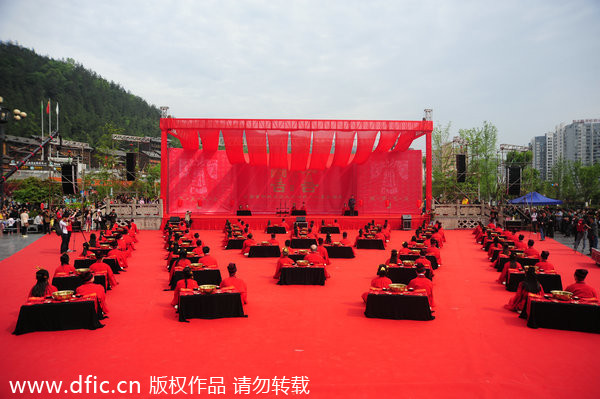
[[331, 131, 355, 167], [267, 130, 289, 169], [167, 149, 422, 214], [222, 129, 246, 164], [374, 130, 399, 152], [245, 129, 268, 166], [199, 129, 220, 151], [290, 130, 311, 171], [308, 130, 334, 170], [353, 130, 378, 164], [169, 128, 199, 150], [392, 131, 416, 152]]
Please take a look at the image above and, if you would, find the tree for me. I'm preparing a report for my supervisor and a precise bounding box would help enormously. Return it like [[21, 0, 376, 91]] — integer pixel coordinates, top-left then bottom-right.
[[459, 121, 498, 202], [11, 177, 62, 205], [431, 122, 456, 201]]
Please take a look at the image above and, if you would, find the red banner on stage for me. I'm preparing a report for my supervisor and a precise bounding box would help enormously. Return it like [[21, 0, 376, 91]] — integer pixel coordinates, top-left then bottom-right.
[[167, 149, 422, 215]]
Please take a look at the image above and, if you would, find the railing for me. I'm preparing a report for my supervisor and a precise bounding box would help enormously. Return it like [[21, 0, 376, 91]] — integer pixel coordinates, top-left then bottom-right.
[[106, 200, 162, 218], [433, 204, 489, 217]]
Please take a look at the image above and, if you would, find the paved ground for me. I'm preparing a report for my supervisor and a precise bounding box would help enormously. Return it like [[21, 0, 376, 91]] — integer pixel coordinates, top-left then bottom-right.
[[0, 232, 45, 261], [525, 229, 596, 257]]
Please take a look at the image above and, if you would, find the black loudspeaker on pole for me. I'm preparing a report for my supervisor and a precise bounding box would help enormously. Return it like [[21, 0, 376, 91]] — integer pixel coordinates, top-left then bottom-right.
[[508, 167, 521, 196], [126, 152, 136, 181], [61, 163, 78, 195], [456, 154, 466, 182]]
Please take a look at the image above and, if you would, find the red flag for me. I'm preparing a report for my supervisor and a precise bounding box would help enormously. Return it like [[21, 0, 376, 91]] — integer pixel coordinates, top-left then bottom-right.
[[46, 100, 50, 114]]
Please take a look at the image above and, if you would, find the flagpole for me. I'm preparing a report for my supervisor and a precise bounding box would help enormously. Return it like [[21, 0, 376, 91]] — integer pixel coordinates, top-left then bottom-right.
[[56, 102, 59, 131], [41, 100, 44, 160], [48, 99, 51, 137]]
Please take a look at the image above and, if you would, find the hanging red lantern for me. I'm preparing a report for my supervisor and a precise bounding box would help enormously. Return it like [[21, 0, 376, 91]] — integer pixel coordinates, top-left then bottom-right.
[[197, 199, 202, 207], [177, 199, 183, 207], [385, 199, 391, 208], [358, 199, 363, 207]]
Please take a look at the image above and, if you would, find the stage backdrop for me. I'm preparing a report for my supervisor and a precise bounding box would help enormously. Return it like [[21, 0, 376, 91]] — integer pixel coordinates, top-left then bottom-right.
[[167, 149, 422, 214]]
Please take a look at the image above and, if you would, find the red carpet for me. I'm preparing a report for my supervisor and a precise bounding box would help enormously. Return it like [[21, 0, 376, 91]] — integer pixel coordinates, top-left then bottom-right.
[[1, 229, 599, 398]]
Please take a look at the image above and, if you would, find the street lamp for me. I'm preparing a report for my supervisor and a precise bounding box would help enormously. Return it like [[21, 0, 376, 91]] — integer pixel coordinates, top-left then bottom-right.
[[0, 96, 28, 205]]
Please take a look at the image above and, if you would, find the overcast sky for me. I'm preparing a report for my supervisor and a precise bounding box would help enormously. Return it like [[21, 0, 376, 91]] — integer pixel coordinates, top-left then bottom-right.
[[1, 0, 599, 149]]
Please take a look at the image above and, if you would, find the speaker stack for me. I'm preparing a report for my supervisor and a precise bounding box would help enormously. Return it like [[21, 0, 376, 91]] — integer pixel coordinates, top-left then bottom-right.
[[508, 167, 521, 196], [126, 153, 136, 181], [456, 154, 466, 183], [61, 164, 78, 195]]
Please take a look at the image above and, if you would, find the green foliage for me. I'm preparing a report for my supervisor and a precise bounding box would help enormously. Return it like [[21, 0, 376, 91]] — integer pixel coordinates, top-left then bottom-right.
[[432, 122, 457, 200], [0, 42, 160, 145], [11, 177, 62, 204], [459, 121, 498, 201]]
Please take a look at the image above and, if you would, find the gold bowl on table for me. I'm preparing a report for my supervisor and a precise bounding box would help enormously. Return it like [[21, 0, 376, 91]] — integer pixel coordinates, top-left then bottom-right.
[[550, 290, 573, 301], [75, 268, 90, 275], [52, 290, 75, 301], [296, 260, 310, 267], [365, 235, 374, 239], [524, 265, 539, 273], [190, 263, 204, 269], [403, 260, 415, 266], [388, 284, 407, 293], [100, 244, 110, 248], [332, 242, 341, 246], [261, 241, 270, 246], [298, 249, 308, 255], [198, 284, 218, 294]]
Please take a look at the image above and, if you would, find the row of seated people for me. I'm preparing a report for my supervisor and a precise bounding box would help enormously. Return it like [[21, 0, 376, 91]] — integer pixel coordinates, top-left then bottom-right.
[[27, 223, 140, 316], [361, 263, 435, 307], [357, 222, 447, 312], [473, 223, 598, 313], [273, 245, 332, 280], [161, 231, 248, 310], [171, 263, 248, 309]]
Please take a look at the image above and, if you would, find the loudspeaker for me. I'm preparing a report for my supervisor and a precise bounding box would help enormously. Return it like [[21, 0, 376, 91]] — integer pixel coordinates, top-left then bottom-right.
[[126, 152, 136, 181], [456, 154, 466, 182], [508, 167, 521, 196], [61, 164, 78, 195]]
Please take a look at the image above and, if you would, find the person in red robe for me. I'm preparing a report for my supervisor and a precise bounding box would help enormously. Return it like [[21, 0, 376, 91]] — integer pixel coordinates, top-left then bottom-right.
[[171, 266, 199, 308], [487, 237, 502, 259], [130, 219, 139, 234], [281, 218, 290, 232], [29, 269, 58, 298], [192, 240, 204, 257], [76, 271, 108, 314], [90, 254, 118, 288], [514, 234, 527, 250], [317, 238, 331, 265], [415, 250, 433, 277], [497, 253, 522, 284], [353, 229, 364, 247], [374, 228, 386, 248], [304, 245, 331, 278], [435, 222, 447, 243], [305, 245, 326, 265], [108, 241, 128, 269], [524, 239, 540, 258], [54, 253, 77, 277], [407, 264, 435, 307], [493, 244, 511, 270], [274, 248, 295, 279], [200, 246, 218, 268], [426, 239, 442, 267], [241, 233, 257, 255], [340, 232, 353, 247], [306, 228, 317, 240], [565, 269, 598, 300], [268, 233, 280, 247], [504, 267, 543, 312], [220, 263, 248, 304], [117, 236, 132, 258], [535, 250, 555, 272], [333, 219, 341, 230], [398, 242, 411, 255], [385, 249, 400, 265], [362, 265, 392, 302]]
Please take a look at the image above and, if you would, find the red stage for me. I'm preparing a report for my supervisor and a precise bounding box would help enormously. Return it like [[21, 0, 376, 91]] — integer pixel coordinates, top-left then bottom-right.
[[160, 117, 434, 221], [163, 214, 428, 230]]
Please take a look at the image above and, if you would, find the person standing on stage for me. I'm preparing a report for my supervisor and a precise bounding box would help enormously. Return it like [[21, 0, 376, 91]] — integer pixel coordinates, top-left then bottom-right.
[[59, 215, 71, 254], [348, 195, 356, 214]]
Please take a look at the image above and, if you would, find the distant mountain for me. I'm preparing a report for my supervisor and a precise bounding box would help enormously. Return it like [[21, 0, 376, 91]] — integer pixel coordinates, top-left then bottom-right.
[[0, 41, 160, 146]]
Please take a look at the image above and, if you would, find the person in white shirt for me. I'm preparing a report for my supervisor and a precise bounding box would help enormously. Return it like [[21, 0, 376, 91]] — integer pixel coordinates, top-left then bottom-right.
[[20, 210, 29, 237], [59, 215, 70, 254]]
